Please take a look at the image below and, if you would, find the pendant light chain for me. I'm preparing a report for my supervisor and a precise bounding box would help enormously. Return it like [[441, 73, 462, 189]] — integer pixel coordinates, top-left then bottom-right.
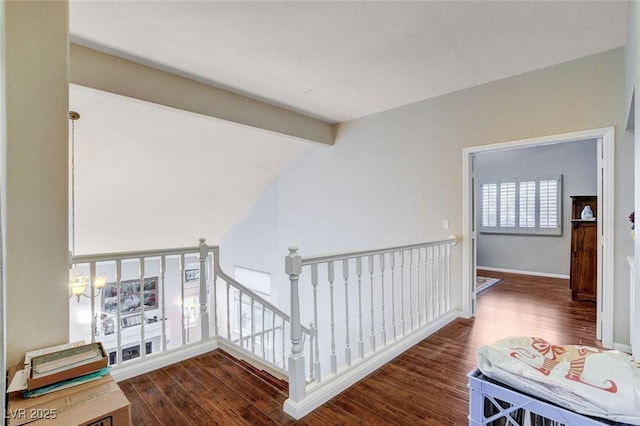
[[69, 111, 80, 256]]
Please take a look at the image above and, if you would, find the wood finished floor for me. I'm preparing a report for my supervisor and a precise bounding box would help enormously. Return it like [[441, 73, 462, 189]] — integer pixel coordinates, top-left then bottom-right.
[[119, 270, 597, 425]]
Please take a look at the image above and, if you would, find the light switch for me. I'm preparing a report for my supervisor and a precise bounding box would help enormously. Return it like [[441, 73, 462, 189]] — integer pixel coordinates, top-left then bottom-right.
[[442, 220, 450, 230]]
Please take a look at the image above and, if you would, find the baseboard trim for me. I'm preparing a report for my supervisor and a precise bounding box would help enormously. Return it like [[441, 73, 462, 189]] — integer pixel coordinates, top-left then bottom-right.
[[283, 310, 460, 420], [110, 339, 219, 382], [477, 266, 569, 280], [217, 338, 288, 381], [613, 342, 632, 354]]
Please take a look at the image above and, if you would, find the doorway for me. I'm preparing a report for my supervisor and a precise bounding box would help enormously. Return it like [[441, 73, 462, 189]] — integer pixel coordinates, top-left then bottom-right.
[[461, 127, 615, 348]]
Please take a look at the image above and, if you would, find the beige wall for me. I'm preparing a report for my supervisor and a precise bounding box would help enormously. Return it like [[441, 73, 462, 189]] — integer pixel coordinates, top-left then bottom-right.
[[70, 44, 336, 145], [3, 2, 70, 366], [0, 0, 5, 407]]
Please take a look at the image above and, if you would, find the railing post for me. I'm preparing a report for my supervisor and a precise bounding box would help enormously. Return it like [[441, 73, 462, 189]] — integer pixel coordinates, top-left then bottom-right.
[[286, 246, 306, 402], [199, 237, 210, 340]]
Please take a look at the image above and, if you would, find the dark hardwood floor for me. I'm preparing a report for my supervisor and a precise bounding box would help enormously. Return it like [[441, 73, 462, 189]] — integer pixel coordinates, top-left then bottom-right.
[[118, 270, 597, 425]]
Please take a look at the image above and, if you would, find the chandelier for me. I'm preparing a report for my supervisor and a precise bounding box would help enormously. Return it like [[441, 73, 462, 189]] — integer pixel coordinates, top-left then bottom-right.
[[68, 111, 106, 301]]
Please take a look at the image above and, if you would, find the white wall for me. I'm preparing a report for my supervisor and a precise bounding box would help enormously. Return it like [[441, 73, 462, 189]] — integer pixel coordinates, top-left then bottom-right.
[[3, 2, 70, 367], [475, 140, 598, 276], [70, 85, 307, 254], [221, 47, 634, 345]]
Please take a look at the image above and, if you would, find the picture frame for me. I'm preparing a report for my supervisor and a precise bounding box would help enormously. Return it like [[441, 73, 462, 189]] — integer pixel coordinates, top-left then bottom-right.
[[120, 315, 142, 329], [102, 276, 158, 315], [184, 268, 200, 282]]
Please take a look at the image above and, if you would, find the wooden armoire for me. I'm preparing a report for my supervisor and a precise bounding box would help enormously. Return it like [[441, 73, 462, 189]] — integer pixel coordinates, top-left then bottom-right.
[[569, 196, 597, 302]]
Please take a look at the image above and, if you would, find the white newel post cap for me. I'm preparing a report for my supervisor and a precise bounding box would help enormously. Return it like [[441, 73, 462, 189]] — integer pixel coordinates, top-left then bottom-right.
[[198, 237, 208, 259], [286, 247, 302, 276]]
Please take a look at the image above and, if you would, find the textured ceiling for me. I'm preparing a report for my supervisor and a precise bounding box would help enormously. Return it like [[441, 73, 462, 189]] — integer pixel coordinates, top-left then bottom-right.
[[69, 1, 628, 124]]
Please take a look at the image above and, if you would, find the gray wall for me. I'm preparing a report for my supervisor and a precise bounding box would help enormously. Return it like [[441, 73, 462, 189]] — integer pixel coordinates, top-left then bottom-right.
[[220, 48, 634, 345], [476, 140, 598, 276]]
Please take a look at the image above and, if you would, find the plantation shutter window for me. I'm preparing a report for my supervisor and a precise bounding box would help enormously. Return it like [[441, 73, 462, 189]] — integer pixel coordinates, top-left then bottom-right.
[[519, 181, 536, 228], [479, 175, 562, 236], [539, 179, 560, 229], [482, 183, 498, 227], [499, 182, 516, 228]]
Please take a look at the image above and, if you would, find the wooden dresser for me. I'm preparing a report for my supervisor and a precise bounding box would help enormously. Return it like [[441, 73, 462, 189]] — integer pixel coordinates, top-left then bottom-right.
[[569, 196, 597, 302]]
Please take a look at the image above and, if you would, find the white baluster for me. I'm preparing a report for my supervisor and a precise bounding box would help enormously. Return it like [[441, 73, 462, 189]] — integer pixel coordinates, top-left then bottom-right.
[[272, 310, 276, 366], [198, 238, 209, 340], [310, 264, 321, 380], [435, 245, 441, 316], [429, 246, 435, 321], [115, 260, 122, 365], [328, 261, 337, 374], [281, 316, 285, 368], [160, 255, 167, 352], [368, 255, 376, 351], [313, 323, 321, 382], [250, 299, 255, 353], [211, 251, 218, 338], [380, 253, 387, 346], [416, 248, 421, 325], [311, 266, 319, 347], [285, 247, 306, 402], [408, 250, 414, 330], [440, 244, 447, 315], [356, 257, 364, 359], [139, 258, 146, 359], [239, 292, 243, 348], [226, 281, 231, 340], [445, 243, 451, 311], [423, 247, 429, 322], [262, 305, 266, 360], [308, 323, 315, 382], [343, 259, 351, 366], [390, 252, 397, 341], [180, 254, 186, 345], [90, 261, 96, 343], [400, 250, 406, 336]]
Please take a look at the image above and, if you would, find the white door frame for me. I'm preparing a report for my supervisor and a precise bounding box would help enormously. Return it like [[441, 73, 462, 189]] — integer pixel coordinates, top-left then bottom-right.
[[461, 127, 615, 348]]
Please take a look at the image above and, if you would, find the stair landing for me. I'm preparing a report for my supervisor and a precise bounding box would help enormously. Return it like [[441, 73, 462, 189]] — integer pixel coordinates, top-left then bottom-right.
[[117, 272, 597, 425]]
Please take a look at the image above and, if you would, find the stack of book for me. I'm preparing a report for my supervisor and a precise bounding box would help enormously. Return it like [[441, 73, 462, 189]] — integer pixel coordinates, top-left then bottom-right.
[[23, 342, 109, 397], [7, 342, 129, 426]]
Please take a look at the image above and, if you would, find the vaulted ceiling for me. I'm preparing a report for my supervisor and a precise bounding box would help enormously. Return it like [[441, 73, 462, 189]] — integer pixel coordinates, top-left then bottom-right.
[[67, 1, 629, 251], [70, 1, 628, 124]]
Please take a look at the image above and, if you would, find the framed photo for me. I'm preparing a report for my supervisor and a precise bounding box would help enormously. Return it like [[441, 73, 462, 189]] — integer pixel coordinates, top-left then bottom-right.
[[185, 268, 200, 282], [102, 276, 158, 315], [121, 315, 142, 328]]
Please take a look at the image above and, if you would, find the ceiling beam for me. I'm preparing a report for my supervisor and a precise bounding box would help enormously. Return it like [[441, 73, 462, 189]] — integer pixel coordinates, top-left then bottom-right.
[[70, 43, 335, 145]]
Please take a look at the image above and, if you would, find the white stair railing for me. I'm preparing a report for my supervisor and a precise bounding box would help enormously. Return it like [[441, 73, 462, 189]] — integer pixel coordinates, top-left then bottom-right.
[[70, 236, 456, 418], [285, 236, 459, 419], [69, 238, 309, 379], [212, 247, 310, 375]]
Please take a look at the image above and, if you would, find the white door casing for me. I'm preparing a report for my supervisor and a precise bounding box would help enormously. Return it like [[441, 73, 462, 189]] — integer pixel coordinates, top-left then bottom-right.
[[462, 127, 615, 348]]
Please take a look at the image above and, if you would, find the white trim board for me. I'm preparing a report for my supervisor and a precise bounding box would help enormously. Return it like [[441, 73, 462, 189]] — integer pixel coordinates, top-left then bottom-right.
[[476, 266, 569, 280], [110, 339, 218, 382], [284, 310, 459, 420], [613, 343, 632, 354], [462, 127, 615, 349]]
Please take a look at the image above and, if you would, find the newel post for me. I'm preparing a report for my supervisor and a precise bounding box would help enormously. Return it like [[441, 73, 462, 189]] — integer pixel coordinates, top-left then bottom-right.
[[198, 238, 210, 340], [286, 246, 306, 402]]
